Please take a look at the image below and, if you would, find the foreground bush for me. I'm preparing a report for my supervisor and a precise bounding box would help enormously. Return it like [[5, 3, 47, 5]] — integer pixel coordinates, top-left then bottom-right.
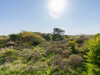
[[83, 34, 100, 74], [86, 36, 100, 65], [0, 49, 17, 64]]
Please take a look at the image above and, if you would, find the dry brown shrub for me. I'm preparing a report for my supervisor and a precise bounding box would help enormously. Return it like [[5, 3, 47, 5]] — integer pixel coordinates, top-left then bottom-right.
[[68, 54, 83, 68]]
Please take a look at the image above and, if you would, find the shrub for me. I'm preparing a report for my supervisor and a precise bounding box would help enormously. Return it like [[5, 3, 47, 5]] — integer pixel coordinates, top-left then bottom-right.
[[44, 34, 51, 41], [9, 34, 18, 41], [75, 37, 84, 44], [85, 36, 100, 65], [67, 41, 78, 54], [52, 34, 64, 41], [62, 50, 72, 58], [18, 31, 45, 45], [49, 54, 62, 66], [22, 49, 41, 63], [68, 54, 83, 68], [6, 41, 16, 47], [49, 54, 63, 74], [0, 49, 17, 64], [93, 33, 100, 39]]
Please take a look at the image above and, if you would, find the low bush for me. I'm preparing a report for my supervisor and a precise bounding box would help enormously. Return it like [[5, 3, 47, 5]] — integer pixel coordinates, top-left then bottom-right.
[[68, 54, 83, 68], [18, 31, 45, 46], [0, 49, 17, 64], [67, 41, 78, 54], [9, 34, 18, 41]]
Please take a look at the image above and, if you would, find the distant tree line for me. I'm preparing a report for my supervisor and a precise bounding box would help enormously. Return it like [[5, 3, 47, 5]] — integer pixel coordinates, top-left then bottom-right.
[[34, 28, 68, 41]]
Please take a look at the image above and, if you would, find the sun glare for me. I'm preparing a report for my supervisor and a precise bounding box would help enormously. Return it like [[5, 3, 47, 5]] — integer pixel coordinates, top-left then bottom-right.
[[48, 0, 67, 18]]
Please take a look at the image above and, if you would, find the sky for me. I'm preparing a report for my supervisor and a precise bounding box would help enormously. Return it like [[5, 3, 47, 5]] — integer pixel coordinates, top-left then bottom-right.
[[0, 0, 100, 35]]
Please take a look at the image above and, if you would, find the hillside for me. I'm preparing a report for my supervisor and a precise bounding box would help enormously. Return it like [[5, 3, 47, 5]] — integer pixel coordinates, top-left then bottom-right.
[[0, 30, 100, 75]]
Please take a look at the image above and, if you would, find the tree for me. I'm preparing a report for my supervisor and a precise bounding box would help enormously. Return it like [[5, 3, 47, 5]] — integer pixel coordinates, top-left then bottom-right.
[[52, 28, 65, 41], [53, 28, 65, 35]]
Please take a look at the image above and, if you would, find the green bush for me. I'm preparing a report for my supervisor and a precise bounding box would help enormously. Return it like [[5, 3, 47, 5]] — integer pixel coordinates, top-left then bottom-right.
[[22, 49, 41, 63], [52, 34, 64, 41], [9, 34, 18, 41], [18, 31, 45, 45], [93, 33, 100, 39], [0, 49, 17, 64], [86, 37, 100, 64], [44, 34, 51, 41], [83, 34, 100, 74], [67, 41, 78, 54]]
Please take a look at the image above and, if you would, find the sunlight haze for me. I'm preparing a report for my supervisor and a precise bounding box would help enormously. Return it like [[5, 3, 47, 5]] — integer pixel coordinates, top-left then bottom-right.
[[48, 0, 67, 18]]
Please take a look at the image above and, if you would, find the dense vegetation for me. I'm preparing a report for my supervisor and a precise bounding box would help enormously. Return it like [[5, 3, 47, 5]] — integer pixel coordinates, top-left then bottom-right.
[[0, 28, 100, 75]]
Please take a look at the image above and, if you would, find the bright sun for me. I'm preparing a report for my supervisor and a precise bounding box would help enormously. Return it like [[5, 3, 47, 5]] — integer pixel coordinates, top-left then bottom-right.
[[48, 0, 67, 18]]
